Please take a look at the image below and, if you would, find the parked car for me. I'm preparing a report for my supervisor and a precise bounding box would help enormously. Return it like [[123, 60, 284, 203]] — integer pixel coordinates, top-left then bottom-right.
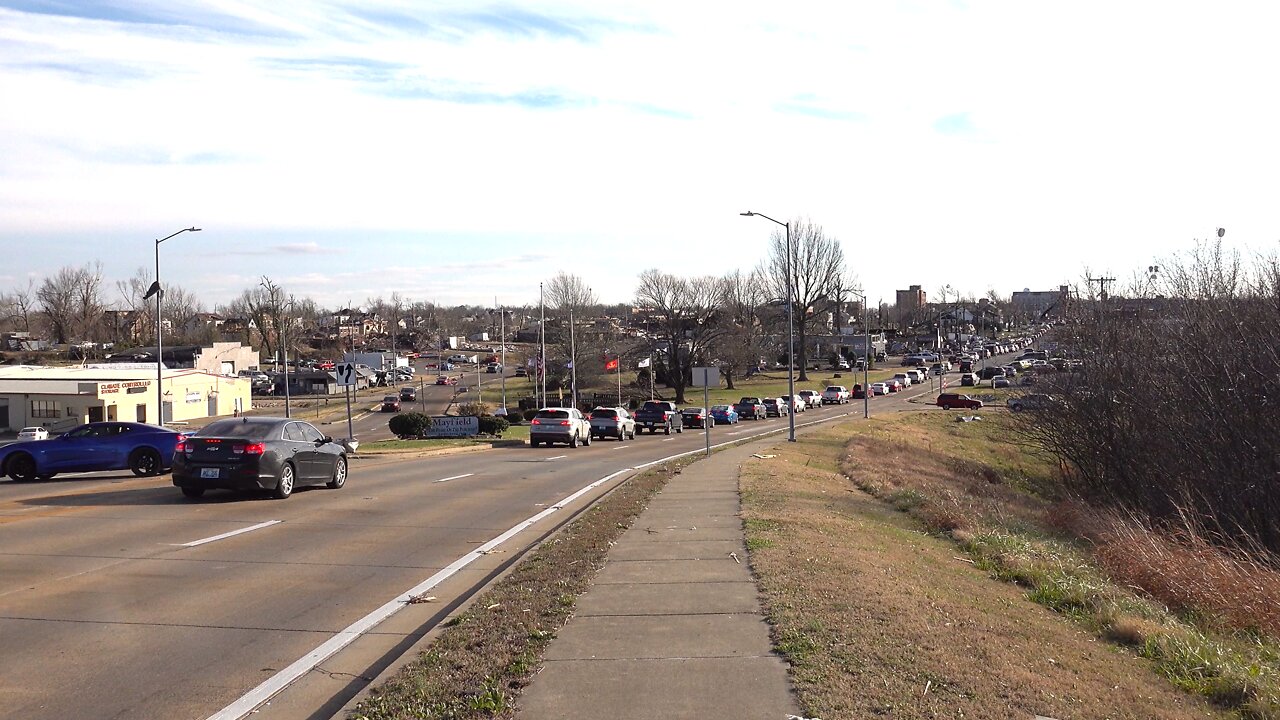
[[709, 405, 740, 424], [589, 407, 636, 440], [171, 417, 347, 499], [514, 366, 528, 377], [821, 386, 851, 404], [936, 393, 983, 410], [435, 375, 458, 386], [2, 422, 185, 481], [763, 398, 789, 417], [681, 407, 710, 428], [993, 376, 1012, 388], [1007, 394, 1056, 412], [734, 397, 767, 420], [871, 382, 890, 396], [16, 427, 49, 441], [798, 389, 822, 408], [635, 400, 683, 434], [960, 372, 979, 386], [381, 395, 401, 412], [530, 407, 593, 447]]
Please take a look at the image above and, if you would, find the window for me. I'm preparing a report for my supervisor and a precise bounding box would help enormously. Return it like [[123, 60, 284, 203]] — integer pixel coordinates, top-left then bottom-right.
[[66, 407, 78, 417], [284, 423, 306, 442], [31, 400, 58, 419], [299, 424, 325, 443]]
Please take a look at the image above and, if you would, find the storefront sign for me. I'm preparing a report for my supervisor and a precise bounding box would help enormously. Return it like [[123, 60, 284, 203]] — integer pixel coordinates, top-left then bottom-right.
[[426, 416, 480, 438], [185, 391, 203, 404], [99, 380, 152, 395]]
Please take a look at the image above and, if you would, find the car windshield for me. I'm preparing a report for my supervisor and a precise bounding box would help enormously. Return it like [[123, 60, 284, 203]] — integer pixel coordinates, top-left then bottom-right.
[[202, 420, 275, 439], [711, 405, 730, 411]]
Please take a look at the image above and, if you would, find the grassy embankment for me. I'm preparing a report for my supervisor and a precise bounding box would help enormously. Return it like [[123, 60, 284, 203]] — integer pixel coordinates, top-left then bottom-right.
[[741, 411, 1280, 719]]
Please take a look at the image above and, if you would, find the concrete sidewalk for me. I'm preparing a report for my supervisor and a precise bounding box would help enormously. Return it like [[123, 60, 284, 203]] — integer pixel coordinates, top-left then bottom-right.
[[516, 441, 803, 720]]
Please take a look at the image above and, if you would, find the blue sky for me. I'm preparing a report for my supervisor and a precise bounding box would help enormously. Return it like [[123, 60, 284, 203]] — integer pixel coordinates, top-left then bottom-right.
[[2, 1, 1278, 311]]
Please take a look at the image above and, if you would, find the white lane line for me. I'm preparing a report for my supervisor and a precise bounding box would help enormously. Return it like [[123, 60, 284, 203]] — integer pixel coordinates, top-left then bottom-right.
[[178, 520, 281, 548], [434, 473, 474, 483], [207, 466, 637, 720], [612, 445, 629, 450], [545, 455, 567, 461], [661, 438, 675, 442]]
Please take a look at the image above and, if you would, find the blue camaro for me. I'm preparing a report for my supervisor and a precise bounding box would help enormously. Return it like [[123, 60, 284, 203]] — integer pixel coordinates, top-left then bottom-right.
[[1, 422, 185, 482]]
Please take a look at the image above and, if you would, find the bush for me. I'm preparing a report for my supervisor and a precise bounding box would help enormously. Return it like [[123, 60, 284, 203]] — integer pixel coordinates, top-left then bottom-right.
[[523, 408, 539, 422], [457, 401, 488, 417], [503, 412, 522, 426], [477, 415, 510, 436], [388, 412, 432, 438]]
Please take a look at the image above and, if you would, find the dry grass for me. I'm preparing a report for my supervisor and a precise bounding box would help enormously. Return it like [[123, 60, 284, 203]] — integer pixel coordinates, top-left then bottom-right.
[[741, 421, 1229, 719], [816, 411, 1280, 718], [349, 460, 688, 720]]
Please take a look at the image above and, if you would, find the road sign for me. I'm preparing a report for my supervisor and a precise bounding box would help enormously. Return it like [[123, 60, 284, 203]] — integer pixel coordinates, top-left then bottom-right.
[[335, 362, 356, 387], [691, 367, 720, 387]]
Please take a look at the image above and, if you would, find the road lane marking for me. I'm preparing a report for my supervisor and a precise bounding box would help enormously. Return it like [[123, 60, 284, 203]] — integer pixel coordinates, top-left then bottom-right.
[[178, 520, 281, 548], [434, 473, 474, 483], [661, 438, 675, 442], [545, 455, 567, 461], [612, 445, 628, 450], [208, 408, 858, 720]]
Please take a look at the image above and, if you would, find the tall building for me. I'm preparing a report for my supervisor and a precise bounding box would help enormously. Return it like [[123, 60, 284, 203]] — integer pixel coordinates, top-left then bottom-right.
[[895, 285, 926, 327], [1010, 285, 1070, 321]]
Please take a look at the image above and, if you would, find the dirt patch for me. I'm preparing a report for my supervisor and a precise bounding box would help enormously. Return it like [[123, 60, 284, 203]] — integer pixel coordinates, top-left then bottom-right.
[[741, 421, 1230, 720]]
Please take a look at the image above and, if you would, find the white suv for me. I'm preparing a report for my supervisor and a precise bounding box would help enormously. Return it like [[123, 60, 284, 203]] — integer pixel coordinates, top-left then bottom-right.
[[530, 407, 593, 448]]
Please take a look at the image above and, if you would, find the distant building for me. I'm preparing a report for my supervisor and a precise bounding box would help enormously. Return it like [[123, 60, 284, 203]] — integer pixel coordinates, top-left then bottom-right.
[[1011, 285, 1070, 321], [895, 285, 927, 328]]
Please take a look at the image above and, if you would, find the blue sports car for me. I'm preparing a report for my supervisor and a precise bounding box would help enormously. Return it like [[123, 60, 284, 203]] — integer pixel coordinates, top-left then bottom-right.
[[1, 422, 185, 482]]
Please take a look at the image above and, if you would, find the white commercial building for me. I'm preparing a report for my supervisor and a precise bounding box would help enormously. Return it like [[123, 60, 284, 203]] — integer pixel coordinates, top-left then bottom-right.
[[0, 366, 253, 432]]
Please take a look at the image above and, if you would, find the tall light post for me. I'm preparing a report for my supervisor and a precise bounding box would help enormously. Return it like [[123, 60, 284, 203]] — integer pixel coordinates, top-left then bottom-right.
[[741, 211, 795, 442], [852, 290, 871, 419], [150, 226, 200, 425]]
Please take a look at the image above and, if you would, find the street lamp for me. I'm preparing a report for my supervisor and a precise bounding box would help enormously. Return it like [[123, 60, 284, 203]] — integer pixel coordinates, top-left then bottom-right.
[[151, 226, 200, 425], [741, 211, 795, 442], [851, 290, 871, 419]]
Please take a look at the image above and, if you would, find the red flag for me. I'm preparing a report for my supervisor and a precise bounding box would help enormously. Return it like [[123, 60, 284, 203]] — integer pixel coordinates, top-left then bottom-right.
[[605, 358, 619, 371]]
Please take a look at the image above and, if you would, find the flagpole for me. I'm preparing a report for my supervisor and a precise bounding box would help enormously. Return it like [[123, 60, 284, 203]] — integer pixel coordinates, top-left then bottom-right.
[[497, 298, 506, 415], [649, 352, 654, 400], [616, 356, 621, 407]]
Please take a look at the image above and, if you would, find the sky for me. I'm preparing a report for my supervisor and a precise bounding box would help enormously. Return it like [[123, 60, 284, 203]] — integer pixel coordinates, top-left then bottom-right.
[[2, 1, 1278, 312]]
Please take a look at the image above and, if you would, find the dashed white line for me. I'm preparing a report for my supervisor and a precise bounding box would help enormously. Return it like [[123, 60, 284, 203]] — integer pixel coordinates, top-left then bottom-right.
[[545, 455, 567, 461], [434, 473, 474, 483], [178, 520, 281, 548]]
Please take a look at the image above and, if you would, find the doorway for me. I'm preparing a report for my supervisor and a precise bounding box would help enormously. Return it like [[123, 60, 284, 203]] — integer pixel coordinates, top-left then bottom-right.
[[88, 406, 104, 423], [208, 396, 217, 417], [107, 405, 117, 421], [136, 404, 147, 423]]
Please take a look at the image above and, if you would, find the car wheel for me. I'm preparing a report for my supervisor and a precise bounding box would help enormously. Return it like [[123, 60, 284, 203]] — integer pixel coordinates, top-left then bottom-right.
[[273, 463, 295, 499], [129, 448, 163, 477], [529, 438, 539, 447], [583, 432, 592, 446], [664, 424, 671, 435], [181, 487, 205, 499], [327, 456, 348, 489], [7, 454, 38, 482], [569, 433, 578, 448], [676, 425, 682, 434]]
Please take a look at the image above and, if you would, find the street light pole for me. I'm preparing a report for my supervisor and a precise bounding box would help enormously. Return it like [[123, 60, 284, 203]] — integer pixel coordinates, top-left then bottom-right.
[[741, 211, 795, 442], [853, 290, 871, 419], [152, 227, 200, 425]]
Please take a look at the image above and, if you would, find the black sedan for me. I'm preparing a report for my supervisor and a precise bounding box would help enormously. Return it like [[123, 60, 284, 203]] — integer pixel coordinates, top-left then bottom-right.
[[680, 407, 709, 429], [171, 417, 347, 499]]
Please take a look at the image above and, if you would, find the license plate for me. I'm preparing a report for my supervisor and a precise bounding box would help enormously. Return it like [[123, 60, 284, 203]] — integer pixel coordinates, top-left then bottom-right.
[[200, 468, 220, 479]]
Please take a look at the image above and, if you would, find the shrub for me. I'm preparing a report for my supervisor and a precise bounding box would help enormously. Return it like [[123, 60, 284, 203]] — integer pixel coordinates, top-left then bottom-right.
[[503, 412, 522, 426], [388, 412, 432, 438], [457, 401, 488, 417], [523, 409, 539, 422], [477, 415, 510, 436]]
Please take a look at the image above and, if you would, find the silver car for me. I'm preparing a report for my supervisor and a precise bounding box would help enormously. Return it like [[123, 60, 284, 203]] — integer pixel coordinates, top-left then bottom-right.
[[589, 407, 636, 441], [530, 407, 593, 448]]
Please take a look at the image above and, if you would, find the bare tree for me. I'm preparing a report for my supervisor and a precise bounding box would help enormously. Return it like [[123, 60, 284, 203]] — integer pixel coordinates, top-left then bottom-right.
[[117, 267, 204, 345], [758, 218, 846, 381], [545, 272, 598, 314], [713, 270, 768, 390], [37, 263, 104, 344], [634, 269, 726, 403], [0, 278, 37, 333]]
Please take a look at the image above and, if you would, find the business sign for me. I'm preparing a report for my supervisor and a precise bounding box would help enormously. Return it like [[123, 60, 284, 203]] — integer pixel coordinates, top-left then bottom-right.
[[99, 380, 152, 395], [426, 415, 480, 438]]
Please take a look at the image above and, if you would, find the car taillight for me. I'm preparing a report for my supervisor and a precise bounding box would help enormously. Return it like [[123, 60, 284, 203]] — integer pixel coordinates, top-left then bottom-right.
[[531, 419, 540, 425], [559, 421, 570, 426], [234, 443, 266, 455]]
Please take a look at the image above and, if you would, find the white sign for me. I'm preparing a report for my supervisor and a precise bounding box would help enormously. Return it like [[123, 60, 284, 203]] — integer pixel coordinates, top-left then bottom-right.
[[691, 367, 720, 387], [335, 362, 356, 387], [427, 416, 480, 437]]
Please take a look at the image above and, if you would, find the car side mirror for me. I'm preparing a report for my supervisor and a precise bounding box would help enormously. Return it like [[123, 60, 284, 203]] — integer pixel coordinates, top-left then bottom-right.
[[318, 437, 331, 445]]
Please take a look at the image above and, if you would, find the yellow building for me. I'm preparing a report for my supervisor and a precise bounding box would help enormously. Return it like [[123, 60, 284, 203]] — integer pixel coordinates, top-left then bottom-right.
[[0, 366, 253, 432]]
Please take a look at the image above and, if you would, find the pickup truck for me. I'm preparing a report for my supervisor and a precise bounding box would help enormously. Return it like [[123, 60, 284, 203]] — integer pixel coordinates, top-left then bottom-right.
[[821, 386, 851, 405], [635, 400, 683, 435], [734, 396, 767, 420]]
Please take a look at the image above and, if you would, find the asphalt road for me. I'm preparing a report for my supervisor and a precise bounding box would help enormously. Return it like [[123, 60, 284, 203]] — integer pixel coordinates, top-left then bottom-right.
[[0, 368, 971, 720]]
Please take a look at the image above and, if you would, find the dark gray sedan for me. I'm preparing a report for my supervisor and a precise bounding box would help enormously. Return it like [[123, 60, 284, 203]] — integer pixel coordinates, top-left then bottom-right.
[[171, 417, 347, 499]]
